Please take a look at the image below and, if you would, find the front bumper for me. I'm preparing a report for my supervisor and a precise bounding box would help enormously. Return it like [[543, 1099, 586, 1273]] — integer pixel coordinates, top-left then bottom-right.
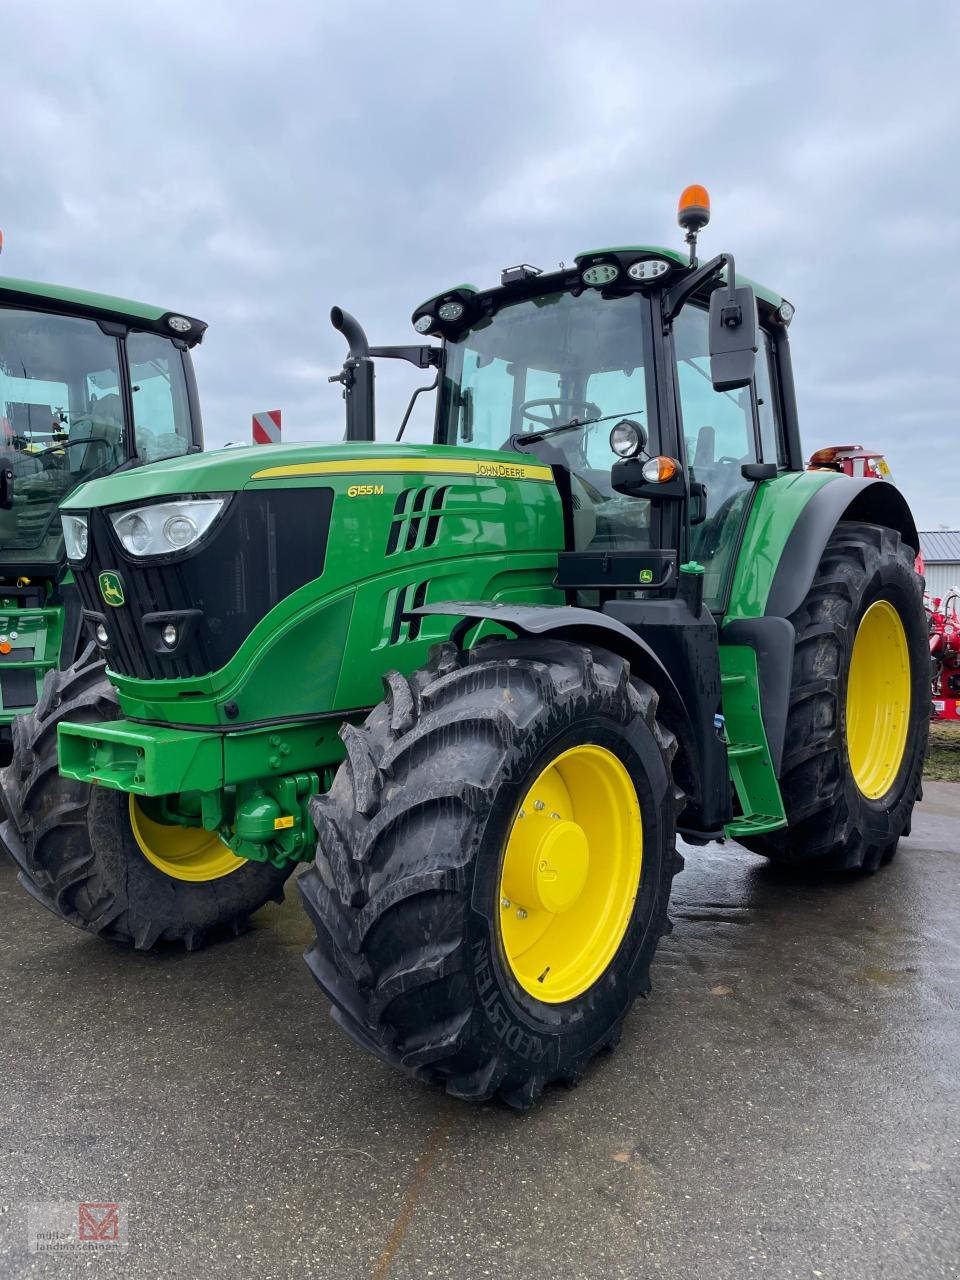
[[57, 713, 352, 796]]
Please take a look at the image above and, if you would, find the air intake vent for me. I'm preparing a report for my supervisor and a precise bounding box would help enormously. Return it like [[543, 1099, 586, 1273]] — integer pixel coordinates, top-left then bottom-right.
[[384, 580, 430, 645], [385, 486, 449, 556]]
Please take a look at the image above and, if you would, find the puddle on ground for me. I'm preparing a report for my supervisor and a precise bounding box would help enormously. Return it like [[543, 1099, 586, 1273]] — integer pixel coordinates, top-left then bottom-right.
[[853, 965, 918, 986]]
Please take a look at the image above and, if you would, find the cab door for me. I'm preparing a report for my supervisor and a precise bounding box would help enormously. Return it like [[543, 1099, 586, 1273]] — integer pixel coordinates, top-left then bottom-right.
[[671, 303, 778, 612]]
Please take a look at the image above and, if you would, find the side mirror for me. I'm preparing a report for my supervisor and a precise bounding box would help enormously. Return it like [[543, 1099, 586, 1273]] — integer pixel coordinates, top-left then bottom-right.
[[0, 468, 13, 510], [709, 283, 758, 391]]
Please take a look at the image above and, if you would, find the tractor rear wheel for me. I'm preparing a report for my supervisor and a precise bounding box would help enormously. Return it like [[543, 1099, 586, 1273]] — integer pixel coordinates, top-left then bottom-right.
[[298, 637, 683, 1107], [0, 646, 291, 949], [742, 521, 928, 871]]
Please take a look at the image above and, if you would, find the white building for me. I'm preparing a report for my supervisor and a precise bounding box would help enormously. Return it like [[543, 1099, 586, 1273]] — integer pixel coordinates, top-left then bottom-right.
[[919, 530, 960, 604]]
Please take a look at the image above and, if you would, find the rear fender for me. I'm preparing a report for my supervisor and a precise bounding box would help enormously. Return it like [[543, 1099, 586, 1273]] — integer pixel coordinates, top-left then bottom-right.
[[765, 477, 918, 619], [725, 475, 919, 780]]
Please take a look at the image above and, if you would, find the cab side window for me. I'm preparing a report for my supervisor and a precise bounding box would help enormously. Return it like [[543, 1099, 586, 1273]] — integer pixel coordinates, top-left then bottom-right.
[[673, 303, 758, 610], [755, 329, 784, 467]]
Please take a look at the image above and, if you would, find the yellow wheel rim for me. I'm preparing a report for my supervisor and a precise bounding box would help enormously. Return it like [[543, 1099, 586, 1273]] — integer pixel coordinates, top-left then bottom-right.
[[497, 744, 642, 1004], [846, 599, 911, 800], [128, 795, 246, 883]]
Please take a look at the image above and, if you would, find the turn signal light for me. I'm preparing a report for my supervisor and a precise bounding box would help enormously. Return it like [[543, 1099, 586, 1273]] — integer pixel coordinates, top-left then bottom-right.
[[641, 455, 680, 484], [0, 642, 10, 655]]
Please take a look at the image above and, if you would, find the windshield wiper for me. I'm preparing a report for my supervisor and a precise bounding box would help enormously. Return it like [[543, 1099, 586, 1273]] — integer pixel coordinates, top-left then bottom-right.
[[513, 408, 645, 447]]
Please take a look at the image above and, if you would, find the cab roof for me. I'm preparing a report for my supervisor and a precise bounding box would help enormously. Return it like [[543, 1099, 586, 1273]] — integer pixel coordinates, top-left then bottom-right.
[[0, 274, 207, 346], [414, 245, 788, 331]]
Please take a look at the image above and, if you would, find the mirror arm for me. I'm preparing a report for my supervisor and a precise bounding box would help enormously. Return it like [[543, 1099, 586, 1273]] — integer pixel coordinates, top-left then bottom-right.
[[663, 253, 728, 325], [368, 345, 441, 370]]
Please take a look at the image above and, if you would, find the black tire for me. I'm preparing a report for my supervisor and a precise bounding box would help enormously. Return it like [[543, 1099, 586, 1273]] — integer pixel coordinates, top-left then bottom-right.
[[0, 645, 291, 949], [298, 637, 683, 1108], [742, 521, 928, 871]]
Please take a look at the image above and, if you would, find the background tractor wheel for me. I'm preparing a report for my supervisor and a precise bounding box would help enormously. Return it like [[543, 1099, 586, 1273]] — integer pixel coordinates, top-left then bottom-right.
[[742, 521, 928, 872], [0, 646, 291, 949], [298, 637, 683, 1108]]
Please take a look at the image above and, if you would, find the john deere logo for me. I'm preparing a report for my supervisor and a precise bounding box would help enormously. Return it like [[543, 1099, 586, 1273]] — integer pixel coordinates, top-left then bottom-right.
[[98, 571, 125, 607], [639, 569, 654, 584]]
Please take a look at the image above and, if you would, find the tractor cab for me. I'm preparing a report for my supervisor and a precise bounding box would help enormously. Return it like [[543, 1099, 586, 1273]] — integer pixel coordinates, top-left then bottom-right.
[[0, 274, 205, 749], [0, 279, 205, 573], [342, 188, 800, 618]]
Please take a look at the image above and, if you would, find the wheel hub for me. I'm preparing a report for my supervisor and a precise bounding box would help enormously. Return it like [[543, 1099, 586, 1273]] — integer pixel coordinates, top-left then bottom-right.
[[501, 812, 590, 914], [497, 743, 642, 1004], [846, 599, 911, 800]]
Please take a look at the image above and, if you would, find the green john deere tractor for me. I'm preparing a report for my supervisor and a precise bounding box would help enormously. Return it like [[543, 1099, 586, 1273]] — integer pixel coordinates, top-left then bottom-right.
[[0, 273, 206, 761], [2, 189, 928, 1106]]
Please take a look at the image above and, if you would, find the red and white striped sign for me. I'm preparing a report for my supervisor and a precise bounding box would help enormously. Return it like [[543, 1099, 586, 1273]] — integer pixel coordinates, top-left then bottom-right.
[[252, 409, 281, 445]]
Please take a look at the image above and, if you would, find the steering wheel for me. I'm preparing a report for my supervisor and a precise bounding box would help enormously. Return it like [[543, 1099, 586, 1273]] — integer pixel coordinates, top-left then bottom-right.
[[519, 398, 600, 428], [33, 437, 113, 468]]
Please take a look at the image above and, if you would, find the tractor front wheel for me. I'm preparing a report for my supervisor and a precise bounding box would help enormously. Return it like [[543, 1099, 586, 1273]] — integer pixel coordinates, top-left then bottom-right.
[[0, 647, 291, 949], [742, 521, 928, 871], [298, 637, 683, 1107]]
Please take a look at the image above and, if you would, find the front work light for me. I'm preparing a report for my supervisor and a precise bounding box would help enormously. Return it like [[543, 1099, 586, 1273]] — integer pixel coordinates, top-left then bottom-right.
[[438, 300, 464, 322], [609, 419, 647, 458], [627, 258, 672, 282], [62, 512, 89, 560], [109, 498, 226, 558], [581, 262, 620, 286]]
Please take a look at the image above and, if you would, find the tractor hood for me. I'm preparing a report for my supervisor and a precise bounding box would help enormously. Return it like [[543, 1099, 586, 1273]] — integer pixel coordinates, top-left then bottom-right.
[[61, 436, 564, 729], [60, 441, 554, 511]]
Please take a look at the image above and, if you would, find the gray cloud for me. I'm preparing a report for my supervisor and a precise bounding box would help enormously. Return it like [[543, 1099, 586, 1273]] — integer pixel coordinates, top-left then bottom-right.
[[2, 0, 958, 524]]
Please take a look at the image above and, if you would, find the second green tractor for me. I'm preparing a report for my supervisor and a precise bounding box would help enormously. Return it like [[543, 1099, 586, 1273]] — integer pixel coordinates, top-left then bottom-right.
[[2, 190, 928, 1107]]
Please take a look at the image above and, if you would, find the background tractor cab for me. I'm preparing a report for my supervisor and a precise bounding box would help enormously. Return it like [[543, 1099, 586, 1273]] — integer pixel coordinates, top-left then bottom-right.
[[0, 267, 205, 757]]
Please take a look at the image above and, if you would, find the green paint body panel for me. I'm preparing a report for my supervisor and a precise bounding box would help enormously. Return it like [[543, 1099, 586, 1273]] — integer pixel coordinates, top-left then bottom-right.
[[57, 442, 565, 814], [715, 470, 844, 829], [62, 442, 565, 730], [0, 274, 167, 323], [724, 470, 838, 621], [718, 646, 787, 838], [415, 282, 479, 311], [575, 244, 688, 266]]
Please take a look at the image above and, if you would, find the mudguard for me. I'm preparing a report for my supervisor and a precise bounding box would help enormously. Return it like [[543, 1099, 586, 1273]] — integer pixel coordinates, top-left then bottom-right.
[[765, 476, 918, 619], [408, 600, 687, 727], [725, 475, 918, 782]]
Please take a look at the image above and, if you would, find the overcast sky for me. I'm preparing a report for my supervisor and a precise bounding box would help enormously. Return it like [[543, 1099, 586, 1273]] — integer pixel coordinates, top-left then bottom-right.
[[3, 0, 958, 527]]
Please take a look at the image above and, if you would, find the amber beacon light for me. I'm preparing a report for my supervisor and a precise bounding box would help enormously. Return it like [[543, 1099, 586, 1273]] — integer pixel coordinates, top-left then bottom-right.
[[677, 184, 711, 231]]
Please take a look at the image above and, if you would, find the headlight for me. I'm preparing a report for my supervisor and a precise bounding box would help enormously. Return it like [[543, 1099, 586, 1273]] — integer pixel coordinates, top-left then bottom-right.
[[62, 513, 89, 560], [109, 498, 226, 558]]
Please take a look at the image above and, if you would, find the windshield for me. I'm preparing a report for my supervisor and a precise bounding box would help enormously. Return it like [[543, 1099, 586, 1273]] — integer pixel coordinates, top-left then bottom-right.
[[0, 308, 194, 562], [437, 290, 657, 553]]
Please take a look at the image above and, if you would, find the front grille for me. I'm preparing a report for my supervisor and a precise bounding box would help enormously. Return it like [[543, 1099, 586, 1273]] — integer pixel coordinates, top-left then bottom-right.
[[74, 488, 333, 680]]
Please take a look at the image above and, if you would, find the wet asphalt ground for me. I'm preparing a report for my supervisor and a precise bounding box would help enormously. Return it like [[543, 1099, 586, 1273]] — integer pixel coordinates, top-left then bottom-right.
[[0, 783, 957, 1280]]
